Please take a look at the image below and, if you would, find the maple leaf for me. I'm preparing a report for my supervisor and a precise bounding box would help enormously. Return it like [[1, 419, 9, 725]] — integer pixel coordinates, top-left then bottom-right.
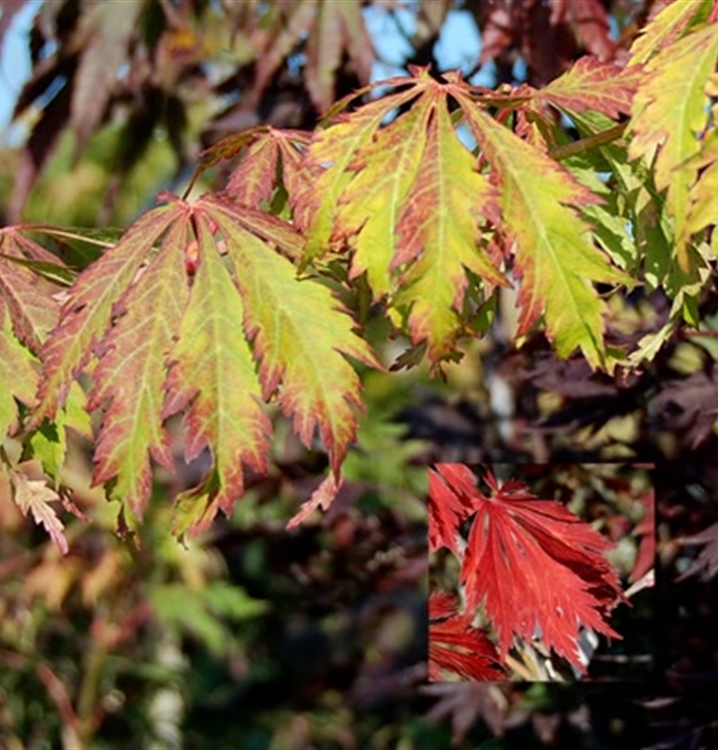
[[628, 0, 710, 66], [433, 464, 625, 674], [549, 0, 615, 61], [455, 98, 630, 368], [393, 99, 507, 360], [161, 210, 271, 522], [0, 300, 40, 438], [89, 214, 196, 518], [301, 65, 632, 367], [421, 683, 508, 743], [429, 590, 504, 681], [628, 22, 718, 271], [653, 363, 718, 449], [428, 464, 475, 556], [69, 1, 142, 157], [538, 56, 642, 119], [295, 78, 424, 278], [0, 228, 62, 352], [301, 68, 509, 361], [33, 203, 180, 425], [204, 126, 312, 215], [11, 471, 68, 555], [32, 193, 377, 532], [202, 196, 380, 476]]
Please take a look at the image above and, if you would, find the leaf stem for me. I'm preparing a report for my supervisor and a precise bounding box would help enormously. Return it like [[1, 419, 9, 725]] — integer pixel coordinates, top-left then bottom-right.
[[548, 123, 627, 161]]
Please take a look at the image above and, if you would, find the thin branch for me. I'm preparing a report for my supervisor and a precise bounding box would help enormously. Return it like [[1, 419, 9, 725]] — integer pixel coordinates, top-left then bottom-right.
[[549, 123, 627, 161]]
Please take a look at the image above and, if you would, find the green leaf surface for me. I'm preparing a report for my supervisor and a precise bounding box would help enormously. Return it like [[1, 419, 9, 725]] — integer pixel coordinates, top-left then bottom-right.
[[34, 204, 178, 425], [460, 103, 630, 368], [162, 211, 271, 520], [628, 22, 718, 270], [204, 197, 380, 475], [393, 101, 506, 360], [88, 217, 193, 517], [0, 301, 39, 438]]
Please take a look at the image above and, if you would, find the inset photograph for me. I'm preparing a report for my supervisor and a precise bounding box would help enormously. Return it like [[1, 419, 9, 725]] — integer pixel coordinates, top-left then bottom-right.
[[429, 463, 655, 682]]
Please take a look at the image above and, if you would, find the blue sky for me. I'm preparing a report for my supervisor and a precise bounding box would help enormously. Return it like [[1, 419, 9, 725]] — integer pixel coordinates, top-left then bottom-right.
[[0, 1, 40, 131]]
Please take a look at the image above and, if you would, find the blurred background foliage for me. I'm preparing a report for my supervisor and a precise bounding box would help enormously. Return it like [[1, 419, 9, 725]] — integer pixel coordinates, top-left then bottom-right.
[[1, 0, 717, 747]]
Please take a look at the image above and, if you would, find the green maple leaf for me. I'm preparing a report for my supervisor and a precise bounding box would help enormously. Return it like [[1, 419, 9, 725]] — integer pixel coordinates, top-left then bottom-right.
[[0, 301, 39, 438], [161, 211, 270, 521], [301, 68, 506, 362], [628, 0, 712, 66], [295, 80, 420, 265], [628, 22, 718, 271], [32, 194, 377, 532], [393, 99, 506, 360], [203, 196, 380, 475], [88, 216, 193, 517], [302, 66, 629, 368], [456, 99, 631, 369]]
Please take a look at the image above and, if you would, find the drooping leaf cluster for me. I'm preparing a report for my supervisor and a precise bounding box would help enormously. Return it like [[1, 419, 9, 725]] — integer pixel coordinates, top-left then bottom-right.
[[1, 1, 718, 543]]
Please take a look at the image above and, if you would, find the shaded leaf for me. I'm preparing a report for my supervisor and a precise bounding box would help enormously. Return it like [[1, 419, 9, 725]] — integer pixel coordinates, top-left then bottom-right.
[[429, 590, 505, 681], [652, 364, 718, 448], [252, 0, 374, 114], [305, 1, 374, 113], [677, 521, 718, 580], [421, 682, 508, 742], [69, 1, 142, 156]]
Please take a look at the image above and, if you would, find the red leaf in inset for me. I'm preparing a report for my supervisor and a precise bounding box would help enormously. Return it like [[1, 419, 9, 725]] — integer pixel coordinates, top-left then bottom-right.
[[439, 466, 626, 674], [428, 464, 476, 555], [429, 591, 505, 681]]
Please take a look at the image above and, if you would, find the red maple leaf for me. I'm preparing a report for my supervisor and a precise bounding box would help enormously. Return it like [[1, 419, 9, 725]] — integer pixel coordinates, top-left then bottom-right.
[[431, 464, 627, 674], [428, 464, 475, 555], [429, 591, 504, 681]]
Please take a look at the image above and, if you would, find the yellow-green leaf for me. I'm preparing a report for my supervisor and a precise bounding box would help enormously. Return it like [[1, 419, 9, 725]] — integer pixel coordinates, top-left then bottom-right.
[[203, 197, 380, 475], [628, 22, 718, 270], [461, 104, 630, 368]]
